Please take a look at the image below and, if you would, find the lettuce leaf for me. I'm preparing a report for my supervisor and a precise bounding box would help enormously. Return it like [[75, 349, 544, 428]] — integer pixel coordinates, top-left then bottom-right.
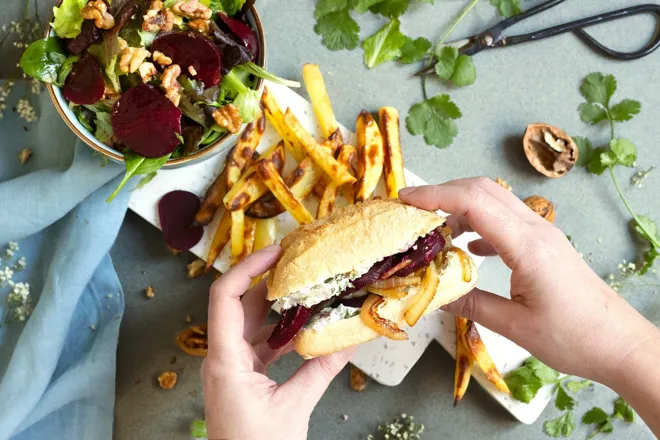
[[52, 0, 88, 39]]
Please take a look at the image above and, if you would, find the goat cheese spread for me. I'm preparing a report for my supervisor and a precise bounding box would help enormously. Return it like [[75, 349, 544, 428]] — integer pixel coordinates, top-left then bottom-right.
[[305, 304, 361, 332], [277, 272, 360, 310]]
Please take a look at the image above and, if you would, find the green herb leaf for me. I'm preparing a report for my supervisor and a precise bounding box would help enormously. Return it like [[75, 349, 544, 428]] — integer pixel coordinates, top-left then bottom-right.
[[369, 0, 411, 18], [505, 357, 559, 403], [398, 36, 431, 64], [20, 38, 68, 84], [94, 112, 113, 143], [73, 106, 94, 132], [578, 102, 608, 125], [52, 0, 88, 39], [451, 54, 476, 87], [315, 0, 349, 17], [573, 137, 593, 167], [362, 19, 407, 68], [580, 72, 617, 107], [490, 0, 521, 18], [634, 215, 659, 244], [582, 407, 609, 424], [190, 420, 208, 438], [565, 379, 592, 393], [544, 412, 576, 438], [107, 152, 171, 203], [406, 94, 461, 149], [525, 357, 561, 382], [610, 138, 637, 166], [106, 56, 121, 94], [56, 55, 80, 86], [586, 147, 610, 175], [314, 9, 360, 51], [613, 397, 635, 423], [434, 46, 458, 80], [351, 0, 386, 13], [640, 247, 659, 275], [555, 386, 576, 411], [610, 99, 641, 122]]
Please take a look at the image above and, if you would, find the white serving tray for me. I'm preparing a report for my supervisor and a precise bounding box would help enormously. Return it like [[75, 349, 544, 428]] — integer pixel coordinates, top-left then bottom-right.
[[128, 81, 552, 424]]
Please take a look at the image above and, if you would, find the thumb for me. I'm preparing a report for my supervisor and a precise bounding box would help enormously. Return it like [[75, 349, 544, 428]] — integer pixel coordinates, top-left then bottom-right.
[[275, 347, 356, 413], [442, 287, 526, 338]]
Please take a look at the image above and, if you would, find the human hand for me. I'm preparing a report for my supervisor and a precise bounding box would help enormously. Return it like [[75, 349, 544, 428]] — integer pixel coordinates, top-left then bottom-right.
[[201, 245, 355, 440], [399, 178, 660, 385]]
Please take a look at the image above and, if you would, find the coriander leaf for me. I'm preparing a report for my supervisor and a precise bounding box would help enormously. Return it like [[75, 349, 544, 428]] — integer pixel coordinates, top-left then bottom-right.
[[610, 138, 637, 166], [613, 397, 635, 423], [351, 0, 386, 13], [600, 150, 618, 168], [314, 9, 360, 51], [586, 147, 611, 175], [94, 112, 113, 143], [565, 379, 592, 393], [315, 0, 349, 18], [526, 357, 560, 383], [418, 0, 434, 3], [406, 94, 461, 149], [135, 172, 157, 190], [555, 385, 576, 411], [434, 46, 458, 80], [398, 36, 431, 64], [580, 72, 617, 107], [640, 247, 659, 275], [362, 18, 407, 69], [582, 407, 610, 424], [191, 420, 208, 438], [505, 367, 544, 403], [544, 412, 576, 438], [451, 54, 476, 87], [20, 38, 68, 84], [574, 136, 594, 167], [107, 152, 171, 202], [578, 102, 608, 125], [52, 0, 87, 39], [610, 99, 641, 122], [490, 0, 521, 18], [369, 0, 411, 18], [634, 215, 659, 242]]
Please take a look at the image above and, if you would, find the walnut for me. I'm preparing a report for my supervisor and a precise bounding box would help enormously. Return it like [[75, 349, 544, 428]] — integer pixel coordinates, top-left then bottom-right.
[[187, 259, 205, 278], [176, 325, 208, 357], [349, 365, 368, 392], [142, 0, 175, 33], [81, 0, 115, 30], [145, 285, 155, 299], [18, 148, 33, 164], [119, 46, 151, 74], [172, 0, 212, 19], [212, 104, 243, 134], [152, 50, 172, 66], [117, 37, 128, 52], [187, 18, 210, 35], [495, 177, 512, 191], [523, 123, 578, 178], [187, 65, 197, 77], [158, 371, 178, 389], [161, 64, 182, 106], [523, 195, 555, 223], [104, 83, 120, 99], [138, 62, 157, 83]]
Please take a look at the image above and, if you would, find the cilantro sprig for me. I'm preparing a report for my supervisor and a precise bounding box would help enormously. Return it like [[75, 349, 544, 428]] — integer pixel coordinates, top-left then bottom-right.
[[583, 398, 635, 439]]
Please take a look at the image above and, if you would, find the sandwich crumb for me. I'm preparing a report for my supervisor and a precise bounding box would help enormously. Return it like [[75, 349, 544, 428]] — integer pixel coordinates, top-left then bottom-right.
[[187, 259, 206, 278], [158, 371, 178, 389], [145, 285, 155, 299], [18, 148, 33, 164]]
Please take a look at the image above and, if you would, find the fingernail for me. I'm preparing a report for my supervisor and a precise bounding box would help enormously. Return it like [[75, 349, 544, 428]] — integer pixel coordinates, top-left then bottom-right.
[[398, 187, 415, 197]]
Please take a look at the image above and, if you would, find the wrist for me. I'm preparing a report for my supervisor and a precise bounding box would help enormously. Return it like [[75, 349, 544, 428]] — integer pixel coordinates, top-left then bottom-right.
[[603, 324, 660, 392]]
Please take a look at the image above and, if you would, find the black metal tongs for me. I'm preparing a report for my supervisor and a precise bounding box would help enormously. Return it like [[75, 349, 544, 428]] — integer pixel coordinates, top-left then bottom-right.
[[416, 0, 660, 76]]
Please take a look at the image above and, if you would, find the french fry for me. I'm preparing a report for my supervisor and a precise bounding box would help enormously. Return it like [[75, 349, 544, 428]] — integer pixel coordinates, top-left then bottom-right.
[[317, 145, 356, 218], [461, 320, 511, 394], [226, 111, 266, 189], [283, 109, 356, 185], [251, 218, 278, 285], [454, 316, 473, 406], [312, 131, 344, 198], [262, 87, 306, 163], [379, 107, 406, 198], [255, 159, 314, 225], [223, 142, 285, 211], [404, 261, 439, 326], [230, 209, 245, 264], [194, 166, 228, 226], [205, 209, 232, 271], [236, 216, 256, 263], [355, 110, 385, 203], [303, 63, 342, 141]]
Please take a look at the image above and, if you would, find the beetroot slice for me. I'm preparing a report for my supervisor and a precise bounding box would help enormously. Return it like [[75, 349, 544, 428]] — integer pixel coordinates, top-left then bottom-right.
[[152, 31, 222, 87], [267, 306, 313, 350], [158, 190, 204, 251], [112, 84, 182, 158], [217, 13, 258, 60], [65, 20, 102, 55], [62, 53, 105, 105]]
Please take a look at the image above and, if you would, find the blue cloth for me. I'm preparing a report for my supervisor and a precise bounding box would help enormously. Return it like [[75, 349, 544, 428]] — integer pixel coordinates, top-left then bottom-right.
[[0, 82, 130, 439]]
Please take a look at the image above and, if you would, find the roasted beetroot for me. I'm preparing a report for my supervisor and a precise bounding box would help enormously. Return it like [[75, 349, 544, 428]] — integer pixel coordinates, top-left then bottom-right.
[[158, 190, 204, 251], [112, 84, 182, 157], [62, 53, 105, 105], [152, 31, 222, 87], [217, 13, 258, 60], [394, 230, 445, 277], [267, 306, 312, 349], [66, 20, 102, 55]]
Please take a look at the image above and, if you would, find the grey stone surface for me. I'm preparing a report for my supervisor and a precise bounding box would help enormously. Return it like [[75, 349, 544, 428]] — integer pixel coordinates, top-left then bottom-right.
[[2, 0, 659, 439]]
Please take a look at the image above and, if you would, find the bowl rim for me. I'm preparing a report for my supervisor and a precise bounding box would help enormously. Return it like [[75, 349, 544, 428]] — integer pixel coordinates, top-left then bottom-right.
[[45, 3, 266, 168]]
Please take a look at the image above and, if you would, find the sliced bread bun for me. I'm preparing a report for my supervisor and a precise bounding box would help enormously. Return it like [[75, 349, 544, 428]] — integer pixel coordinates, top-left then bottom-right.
[[267, 199, 446, 302], [293, 249, 478, 359]]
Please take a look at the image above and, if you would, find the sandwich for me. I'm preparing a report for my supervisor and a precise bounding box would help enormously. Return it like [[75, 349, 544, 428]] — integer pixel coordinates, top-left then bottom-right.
[[266, 199, 478, 359]]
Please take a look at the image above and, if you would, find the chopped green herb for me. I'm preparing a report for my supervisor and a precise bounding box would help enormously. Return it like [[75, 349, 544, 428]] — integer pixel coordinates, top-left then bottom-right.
[[565, 379, 592, 393], [555, 385, 575, 411], [544, 412, 576, 438]]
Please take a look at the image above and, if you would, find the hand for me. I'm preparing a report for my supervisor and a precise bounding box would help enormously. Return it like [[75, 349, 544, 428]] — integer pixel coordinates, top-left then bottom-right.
[[201, 245, 354, 440], [399, 178, 660, 385]]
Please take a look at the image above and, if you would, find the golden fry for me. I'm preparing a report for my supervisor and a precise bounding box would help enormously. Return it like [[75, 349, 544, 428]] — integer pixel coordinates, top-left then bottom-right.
[[355, 110, 385, 203], [404, 262, 439, 326], [317, 145, 355, 218], [230, 209, 245, 264], [226, 111, 265, 189], [236, 216, 256, 263], [205, 209, 232, 271], [312, 134, 343, 198], [303, 63, 341, 139], [461, 320, 511, 394], [454, 316, 473, 406], [262, 87, 306, 162], [379, 107, 405, 198], [255, 159, 314, 225], [195, 166, 228, 226]]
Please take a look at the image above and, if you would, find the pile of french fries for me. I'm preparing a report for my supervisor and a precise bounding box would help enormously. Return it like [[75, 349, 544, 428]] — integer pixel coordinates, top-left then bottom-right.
[[194, 64, 406, 274]]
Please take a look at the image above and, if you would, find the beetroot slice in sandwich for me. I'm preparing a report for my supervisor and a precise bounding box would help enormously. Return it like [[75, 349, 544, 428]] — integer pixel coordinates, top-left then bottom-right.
[[112, 84, 182, 158], [62, 53, 105, 105], [151, 31, 222, 87], [267, 306, 312, 350], [158, 190, 204, 251]]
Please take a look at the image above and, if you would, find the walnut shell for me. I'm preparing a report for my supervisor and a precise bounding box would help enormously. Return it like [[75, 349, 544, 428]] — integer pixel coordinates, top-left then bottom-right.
[[523, 196, 555, 223], [523, 123, 578, 178]]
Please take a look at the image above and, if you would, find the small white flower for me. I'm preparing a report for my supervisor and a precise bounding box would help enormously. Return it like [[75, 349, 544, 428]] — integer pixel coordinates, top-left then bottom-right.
[[0, 266, 14, 286], [15, 256, 27, 271], [8, 242, 19, 251], [5, 249, 14, 258], [16, 98, 38, 123]]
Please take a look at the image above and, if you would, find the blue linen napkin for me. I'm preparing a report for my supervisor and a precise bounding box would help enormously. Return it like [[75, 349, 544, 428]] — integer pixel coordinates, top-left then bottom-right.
[[0, 81, 131, 440]]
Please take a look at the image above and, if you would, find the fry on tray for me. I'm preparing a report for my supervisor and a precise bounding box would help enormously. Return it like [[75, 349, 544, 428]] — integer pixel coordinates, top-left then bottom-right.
[[236, 216, 256, 263], [355, 110, 385, 203], [226, 111, 265, 189], [283, 109, 356, 185], [454, 316, 473, 406], [255, 159, 314, 225], [303, 63, 343, 142], [205, 209, 231, 271], [379, 107, 406, 198], [194, 166, 228, 226], [317, 145, 356, 218], [461, 320, 511, 394], [262, 87, 306, 162], [312, 132, 344, 198], [404, 261, 439, 326], [231, 209, 245, 264]]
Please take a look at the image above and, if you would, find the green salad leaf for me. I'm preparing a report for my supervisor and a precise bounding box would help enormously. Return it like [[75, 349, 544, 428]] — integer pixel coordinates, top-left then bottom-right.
[[56, 55, 80, 86], [221, 69, 260, 122], [239, 62, 301, 87], [362, 19, 407, 69], [94, 112, 114, 143], [20, 38, 68, 84], [73, 106, 94, 132], [139, 30, 158, 47], [52, 0, 88, 39], [406, 94, 461, 149], [107, 152, 172, 202], [210, 0, 246, 15]]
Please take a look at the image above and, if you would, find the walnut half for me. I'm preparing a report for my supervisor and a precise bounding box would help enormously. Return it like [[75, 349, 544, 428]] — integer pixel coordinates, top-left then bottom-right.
[[81, 0, 115, 30], [523, 195, 555, 223], [523, 123, 578, 178], [212, 104, 243, 133]]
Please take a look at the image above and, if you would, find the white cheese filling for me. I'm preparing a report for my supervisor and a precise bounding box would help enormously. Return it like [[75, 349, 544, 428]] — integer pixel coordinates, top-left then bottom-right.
[[304, 304, 361, 332]]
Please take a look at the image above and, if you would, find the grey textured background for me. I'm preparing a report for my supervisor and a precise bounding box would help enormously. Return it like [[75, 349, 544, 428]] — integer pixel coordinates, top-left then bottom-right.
[[2, 0, 660, 439]]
